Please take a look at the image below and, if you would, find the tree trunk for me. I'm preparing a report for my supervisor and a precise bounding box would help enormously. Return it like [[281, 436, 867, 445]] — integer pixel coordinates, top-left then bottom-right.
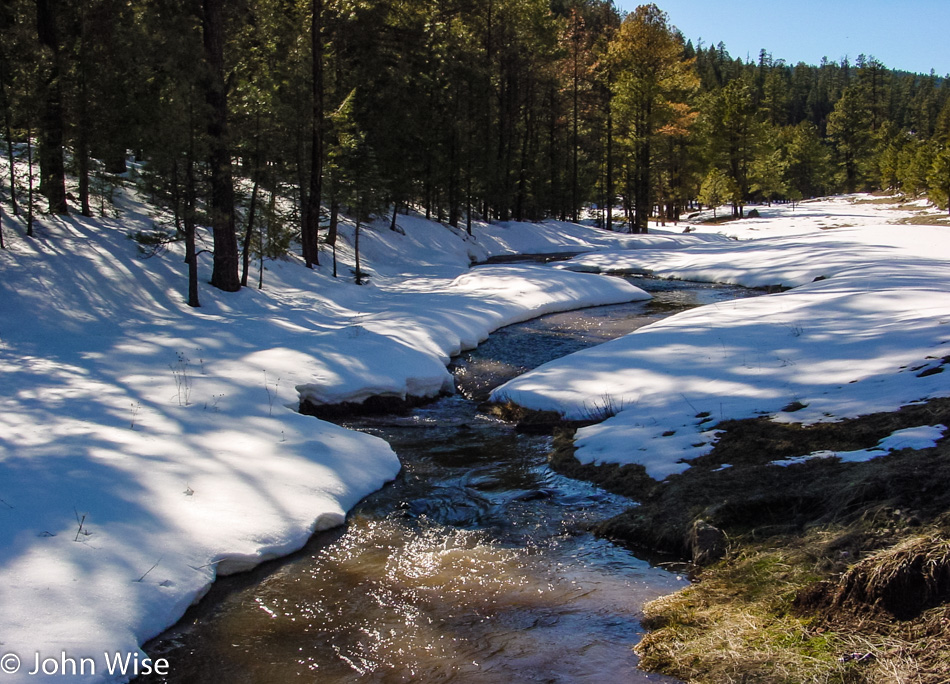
[[571, 22, 579, 223], [515, 101, 530, 222], [77, 9, 91, 218], [36, 0, 68, 215], [328, 198, 339, 277], [0, 57, 18, 216], [240, 177, 259, 288], [634, 104, 651, 234], [241, 111, 262, 287], [26, 119, 34, 236], [466, 166, 473, 236], [184, 108, 200, 308], [547, 86, 559, 220], [605, 91, 613, 232], [303, 0, 323, 268], [201, 0, 240, 292], [170, 159, 181, 233], [354, 213, 362, 285], [77, 135, 90, 217]]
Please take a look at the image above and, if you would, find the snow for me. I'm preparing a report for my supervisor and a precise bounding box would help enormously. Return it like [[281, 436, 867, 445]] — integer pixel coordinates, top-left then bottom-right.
[[0, 173, 649, 682], [492, 197, 950, 479], [769, 424, 948, 466], [4, 173, 949, 683]]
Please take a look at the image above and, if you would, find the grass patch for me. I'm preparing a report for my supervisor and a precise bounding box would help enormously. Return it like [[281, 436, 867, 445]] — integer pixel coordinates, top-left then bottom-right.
[[546, 396, 950, 682], [895, 213, 950, 226], [700, 215, 744, 225], [818, 534, 950, 620], [819, 223, 856, 230], [851, 196, 902, 205], [637, 530, 950, 682]]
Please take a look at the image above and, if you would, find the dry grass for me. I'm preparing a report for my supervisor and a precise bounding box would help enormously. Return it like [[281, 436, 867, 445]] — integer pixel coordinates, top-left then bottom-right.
[[819, 223, 856, 230], [830, 535, 950, 619], [544, 396, 950, 683], [894, 213, 950, 226], [636, 531, 950, 683], [850, 196, 903, 205], [637, 543, 862, 683]]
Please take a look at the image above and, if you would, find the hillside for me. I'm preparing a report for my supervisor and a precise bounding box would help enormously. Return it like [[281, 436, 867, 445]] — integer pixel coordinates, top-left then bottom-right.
[[0, 175, 660, 683]]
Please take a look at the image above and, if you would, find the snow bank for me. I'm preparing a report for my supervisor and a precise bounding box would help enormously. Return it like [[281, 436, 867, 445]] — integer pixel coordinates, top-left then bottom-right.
[[295, 265, 649, 407], [0, 178, 649, 682], [770, 425, 948, 466], [492, 198, 950, 480]]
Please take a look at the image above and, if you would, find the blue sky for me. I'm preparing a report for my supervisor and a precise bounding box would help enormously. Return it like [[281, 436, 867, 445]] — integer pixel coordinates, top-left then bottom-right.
[[615, 1, 949, 76]]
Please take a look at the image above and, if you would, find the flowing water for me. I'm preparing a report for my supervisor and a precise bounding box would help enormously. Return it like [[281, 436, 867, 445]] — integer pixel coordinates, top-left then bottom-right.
[[141, 276, 757, 684]]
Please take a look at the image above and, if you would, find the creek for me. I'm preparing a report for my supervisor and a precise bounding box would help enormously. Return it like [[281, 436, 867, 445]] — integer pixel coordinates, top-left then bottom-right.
[[141, 274, 757, 684]]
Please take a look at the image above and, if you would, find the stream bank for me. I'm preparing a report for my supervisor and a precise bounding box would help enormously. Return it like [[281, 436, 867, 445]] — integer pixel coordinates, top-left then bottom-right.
[[557, 392, 950, 682], [140, 277, 754, 683]]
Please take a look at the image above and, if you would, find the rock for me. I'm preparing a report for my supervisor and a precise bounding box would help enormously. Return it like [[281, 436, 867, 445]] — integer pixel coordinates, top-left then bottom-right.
[[688, 519, 727, 565]]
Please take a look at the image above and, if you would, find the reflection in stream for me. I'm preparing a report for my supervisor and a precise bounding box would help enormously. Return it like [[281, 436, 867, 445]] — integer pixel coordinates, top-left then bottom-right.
[[142, 277, 755, 683]]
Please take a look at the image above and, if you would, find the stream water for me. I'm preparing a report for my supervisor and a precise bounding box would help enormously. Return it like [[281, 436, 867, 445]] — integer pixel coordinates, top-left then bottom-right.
[[141, 276, 757, 684]]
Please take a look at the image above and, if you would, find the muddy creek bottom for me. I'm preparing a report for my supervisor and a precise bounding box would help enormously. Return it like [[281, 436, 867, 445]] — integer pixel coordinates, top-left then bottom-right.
[[142, 278, 756, 683]]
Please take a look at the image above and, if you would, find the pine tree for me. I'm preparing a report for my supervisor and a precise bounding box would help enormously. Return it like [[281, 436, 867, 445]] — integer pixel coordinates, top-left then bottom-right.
[[827, 84, 873, 192], [609, 4, 697, 233], [698, 167, 732, 220], [35, 0, 68, 214], [200, 0, 240, 292], [928, 145, 950, 214]]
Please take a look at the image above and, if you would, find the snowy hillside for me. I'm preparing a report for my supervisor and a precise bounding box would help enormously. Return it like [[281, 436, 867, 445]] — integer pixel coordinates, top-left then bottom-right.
[[0, 181, 653, 682], [492, 197, 950, 478]]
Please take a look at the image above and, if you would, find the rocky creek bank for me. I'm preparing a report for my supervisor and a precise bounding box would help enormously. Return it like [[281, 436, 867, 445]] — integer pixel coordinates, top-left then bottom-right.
[[544, 395, 950, 682]]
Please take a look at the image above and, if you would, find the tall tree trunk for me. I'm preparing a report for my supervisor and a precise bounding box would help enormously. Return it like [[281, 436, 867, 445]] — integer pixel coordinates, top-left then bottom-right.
[[26, 119, 34, 236], [77, 134, 90, 216], [482, 0, 494, 224], [571, 34, 579, 223], [184, 106, 200, 308], [241, 111, 262, 287], [515, 83, 532, 222], [0, 56, 18, 216], [328, 197, 339, 277], [547, 86, 559, 220], [201, 0, 240, 292], [240, 177, 259, 288], [354, 206, 362, 285], [170, 158, 181, 233], [36, 0, 68, 215], [76, 5, 91, 217], [466, 158, 473, 236], [635, 136, 650, 233], [634, 103, 651, 234], [448, 132, 460, 228], [605, 92, 613, 232], [260, 188, 276, 290], [303, 0, 323, 268]]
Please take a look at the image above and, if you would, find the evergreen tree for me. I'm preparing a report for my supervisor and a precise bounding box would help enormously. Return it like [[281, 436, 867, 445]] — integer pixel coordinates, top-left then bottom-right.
[[609, 4, 697, 233], [698, 167, 732, 220], [200, 0, 240, 292], [35, 0, 68, 214], [784, 121, 832, 199], [827, 84, 873, 192], [928, 145, 950, 214], [704, 75, 760, 216]]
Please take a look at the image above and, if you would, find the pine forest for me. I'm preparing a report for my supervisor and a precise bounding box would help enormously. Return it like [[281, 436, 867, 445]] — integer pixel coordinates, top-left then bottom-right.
[[2, 0, 950, 288]]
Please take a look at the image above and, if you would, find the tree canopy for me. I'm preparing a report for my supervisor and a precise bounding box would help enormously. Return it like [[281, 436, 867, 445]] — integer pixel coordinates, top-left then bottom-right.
[[3, 0, 949, 284]]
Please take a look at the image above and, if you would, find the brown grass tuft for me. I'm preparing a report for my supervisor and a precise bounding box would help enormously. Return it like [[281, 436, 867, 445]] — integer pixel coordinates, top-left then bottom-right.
[[830, 535, 950, 620]]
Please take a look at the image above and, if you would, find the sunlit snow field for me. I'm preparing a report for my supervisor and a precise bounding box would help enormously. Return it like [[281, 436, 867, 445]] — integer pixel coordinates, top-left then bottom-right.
[[1, 182, 948, 682]]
